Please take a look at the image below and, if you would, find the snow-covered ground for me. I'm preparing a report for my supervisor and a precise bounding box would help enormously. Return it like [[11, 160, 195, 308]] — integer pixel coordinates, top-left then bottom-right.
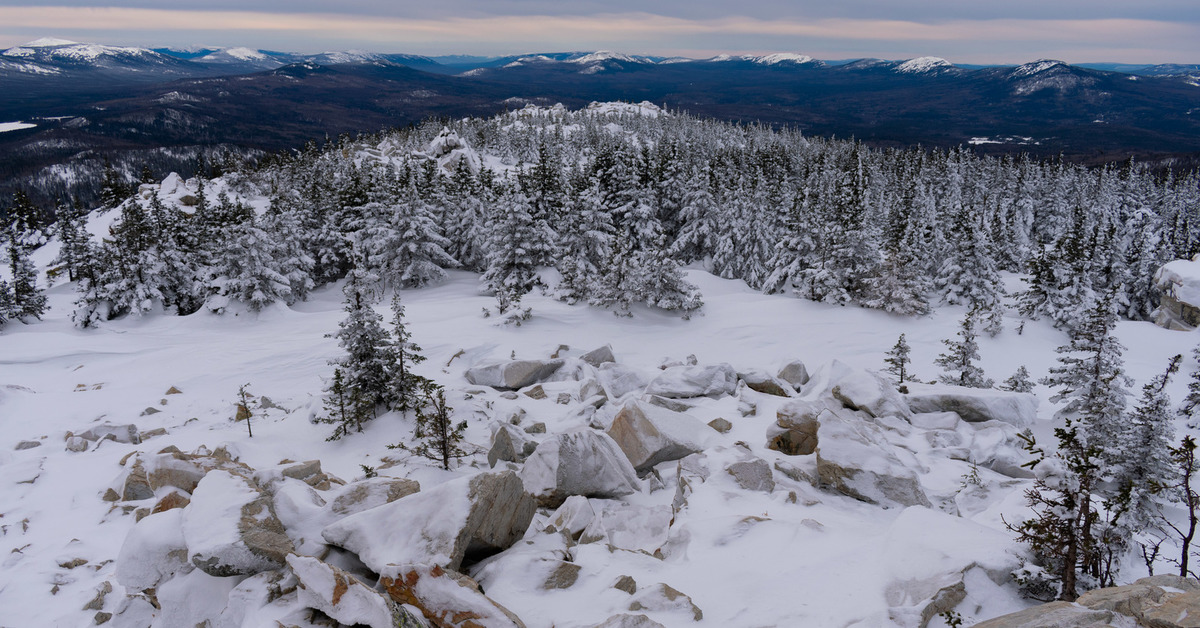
[[1, 240, 1197, 626], [0, 121, 36, 133]]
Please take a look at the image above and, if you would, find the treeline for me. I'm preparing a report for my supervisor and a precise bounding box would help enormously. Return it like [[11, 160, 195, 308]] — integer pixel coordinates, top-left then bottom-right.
[[2, 104, 1199, 331]]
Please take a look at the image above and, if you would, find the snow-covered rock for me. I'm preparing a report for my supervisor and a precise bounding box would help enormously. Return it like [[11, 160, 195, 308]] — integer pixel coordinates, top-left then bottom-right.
[[76, 423, 140, 444], [777, 360, 811, 388], [802, 360, 912, 421], [644, 363, 738, 399], [288, 555, 400, 628], [465, 359, 565, 390], [904, 383, 1038, 428], [815, 411, 930, 508], [544, 495, 597, 539], [580, 503, 673, 554], [607, 400, 713, 473], [488, 422, 537, 467], [725, 458, 775, 492], [592, 615, 666, 628], [380, 563, 526, 627], [322, 470, 535, 572], [627, 583, 703, 621], [1153, 255, 1200, 330], [115, 508, 191, 590], [182, 469, 294, 577], [738, 368, 794, 397], [519, 430, 640, 507], [597, 362, 653, 400], [329, 475, 420, 516], [420, 127, 482, 175], [580, 344, 616, 367]]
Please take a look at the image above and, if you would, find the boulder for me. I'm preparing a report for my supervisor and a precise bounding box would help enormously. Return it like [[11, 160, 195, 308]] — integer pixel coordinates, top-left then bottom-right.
[[120, 461, 154, 501], [145, 452, 208, 493], [803, 360, 912, 421], [777, 360, 811, 388], [14, 440, 40, 450], [544, 496, 596, 539], [726, 458, 775, 492], [78, 423, 141, 444], [581, 344, 617, 367], [607, 400, 712, 473], [1139, 589, 1200, 628], [520, 431, 640, 507], [904, 383, 1038, 428], [973, 601, 1118, 627], [644, 363, 738, 399], [182, 469, 295, 577], [488, 423, 537, 468], [628, 583, 703, 621], [766, 399, 823, 455], [597, 363, 653, 400], [1076, 581, 1168, 617], [115, 508, 191, 590], [465, 359, 564, 390], [322, 471, 535, 572], [815, 411, 930, 508], [708, 418, 732, 433], [580, 503, 673, 553], [380, 563, 526, 628], [592, 615, 666, 628], [738, 369, 794, 397], [65, 436, 89, 452], [1153, 256, 1200, 330], [330, 476, 421, 516], [288, 555, 401, 628]]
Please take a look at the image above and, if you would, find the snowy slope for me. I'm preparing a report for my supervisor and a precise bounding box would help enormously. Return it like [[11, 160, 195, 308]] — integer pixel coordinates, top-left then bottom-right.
[[2, 203, 1198, 626]]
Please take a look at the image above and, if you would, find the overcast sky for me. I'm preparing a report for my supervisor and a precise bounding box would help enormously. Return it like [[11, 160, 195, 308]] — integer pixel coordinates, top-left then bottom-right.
[[0, 1, 1197, 63]]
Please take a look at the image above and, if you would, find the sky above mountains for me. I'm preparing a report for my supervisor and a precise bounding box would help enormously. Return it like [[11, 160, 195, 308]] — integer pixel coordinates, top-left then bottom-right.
[[0, 1, 1196, 64]]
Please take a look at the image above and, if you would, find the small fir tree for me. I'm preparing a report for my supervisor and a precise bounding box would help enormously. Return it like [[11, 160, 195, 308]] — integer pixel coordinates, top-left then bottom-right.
[[403, 380, 468, 470], [1114, 355, 1181, 553], [936, 311, 994, 388], [390, 293, 428, 412], [884, 334, 915, 388], [1001, 366, 1036, 393], [327, 268, 396, 435]]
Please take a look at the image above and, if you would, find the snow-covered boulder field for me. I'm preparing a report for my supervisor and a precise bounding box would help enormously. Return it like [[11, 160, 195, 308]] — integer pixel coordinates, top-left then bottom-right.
[[2, 234, 1198, 626]]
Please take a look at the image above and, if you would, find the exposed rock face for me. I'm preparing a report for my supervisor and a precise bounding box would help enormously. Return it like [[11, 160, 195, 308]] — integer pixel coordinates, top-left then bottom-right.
[[644, 363, 738, 399], [465, 359, 565, 390], [581, 344, 617, 367], [488, 423, 537, 468], [815, 411, 930, 508], [738, 369, 794, 397], [904, 383, 1038, 428], [380, 563, 526, 628], [288, 555, 401, 628], [592, 614, 667, 628], [607, 400, 712, 473], [766, 399, 823, 455], [977, 576, 1200, 627], [329, 476, 421, 516], [726, 458, 775, 492], [322, 471, 535, 572], [182, 469, 295, 577], [1153, 256, 1200, 330], [519, 430, 640, 507], [777, 360, 811, 388]]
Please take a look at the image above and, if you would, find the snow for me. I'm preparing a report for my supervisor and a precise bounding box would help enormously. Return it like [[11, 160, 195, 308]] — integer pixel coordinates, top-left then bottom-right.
[[23, 37, 79, 47], [583, 101, 664, 118], [2, 162, 1199, 626], [569, 51, 642, 64], [222, 47, 267, 61], [1012, 59, 1067, 77], [896, 56, 953, 73], [755, 53, 817, 65], [0, 121, 36, 133]]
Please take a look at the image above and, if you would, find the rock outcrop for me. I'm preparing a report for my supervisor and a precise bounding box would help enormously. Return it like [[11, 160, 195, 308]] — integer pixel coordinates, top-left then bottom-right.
[[466, 359, 565, 390], [520, 430, 641, 507], [182, 469, 295, 576], [904, 383, 1038, 428], [644, 363, 738, 399], [607, 400, 712, 473], [976, 576, 1200, 627]]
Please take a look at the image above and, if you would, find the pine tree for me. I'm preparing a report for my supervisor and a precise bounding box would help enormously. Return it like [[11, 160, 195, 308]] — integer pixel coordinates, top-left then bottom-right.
[[1182, 344, 1200, 427], [1114, 354, 1181, 545], [327, 268, 396, 436], [316, 368, 369, 441], [389, 293, 427, 413], [481, 191, 554, 312], [404, 380, 468, 470], [935, 196, 1005, 335], [885, 333, 915, 387], [4, 233, 47, 321], [936, 311, 993, 388], [1001, 366, 1035, 393]]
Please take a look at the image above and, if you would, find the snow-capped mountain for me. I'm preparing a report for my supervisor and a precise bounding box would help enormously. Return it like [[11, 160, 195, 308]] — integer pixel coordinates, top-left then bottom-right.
[[895, 56, 956, 74]]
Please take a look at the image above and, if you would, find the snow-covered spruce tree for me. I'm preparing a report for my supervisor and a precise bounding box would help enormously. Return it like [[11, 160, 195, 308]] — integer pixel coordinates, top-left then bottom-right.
[[1113, 354, 1181, 557], [207, 214, 294, 312], [555, 178, 614, 304], [1000, 366, 1035, 393], [935, 194, 1004, 335], [1158, 436, 1200, 577], [1015, 294, 1134, 598], [325, 267, 395, 437], [1182, 344, 1200, 428], [389, 292, 427, 413], [4, 230, 47, 322], [50, 199, 97, 285], [865, 180, 932, 316], [884, 333, 915, 388], [935, 310, 993, 388], [481, 191, 554, 313], [360, 188, 458, 290]]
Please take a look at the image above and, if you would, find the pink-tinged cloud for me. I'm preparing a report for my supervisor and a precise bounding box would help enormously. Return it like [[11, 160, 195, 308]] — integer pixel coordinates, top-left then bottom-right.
[[0, 6, 1195, 63]]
